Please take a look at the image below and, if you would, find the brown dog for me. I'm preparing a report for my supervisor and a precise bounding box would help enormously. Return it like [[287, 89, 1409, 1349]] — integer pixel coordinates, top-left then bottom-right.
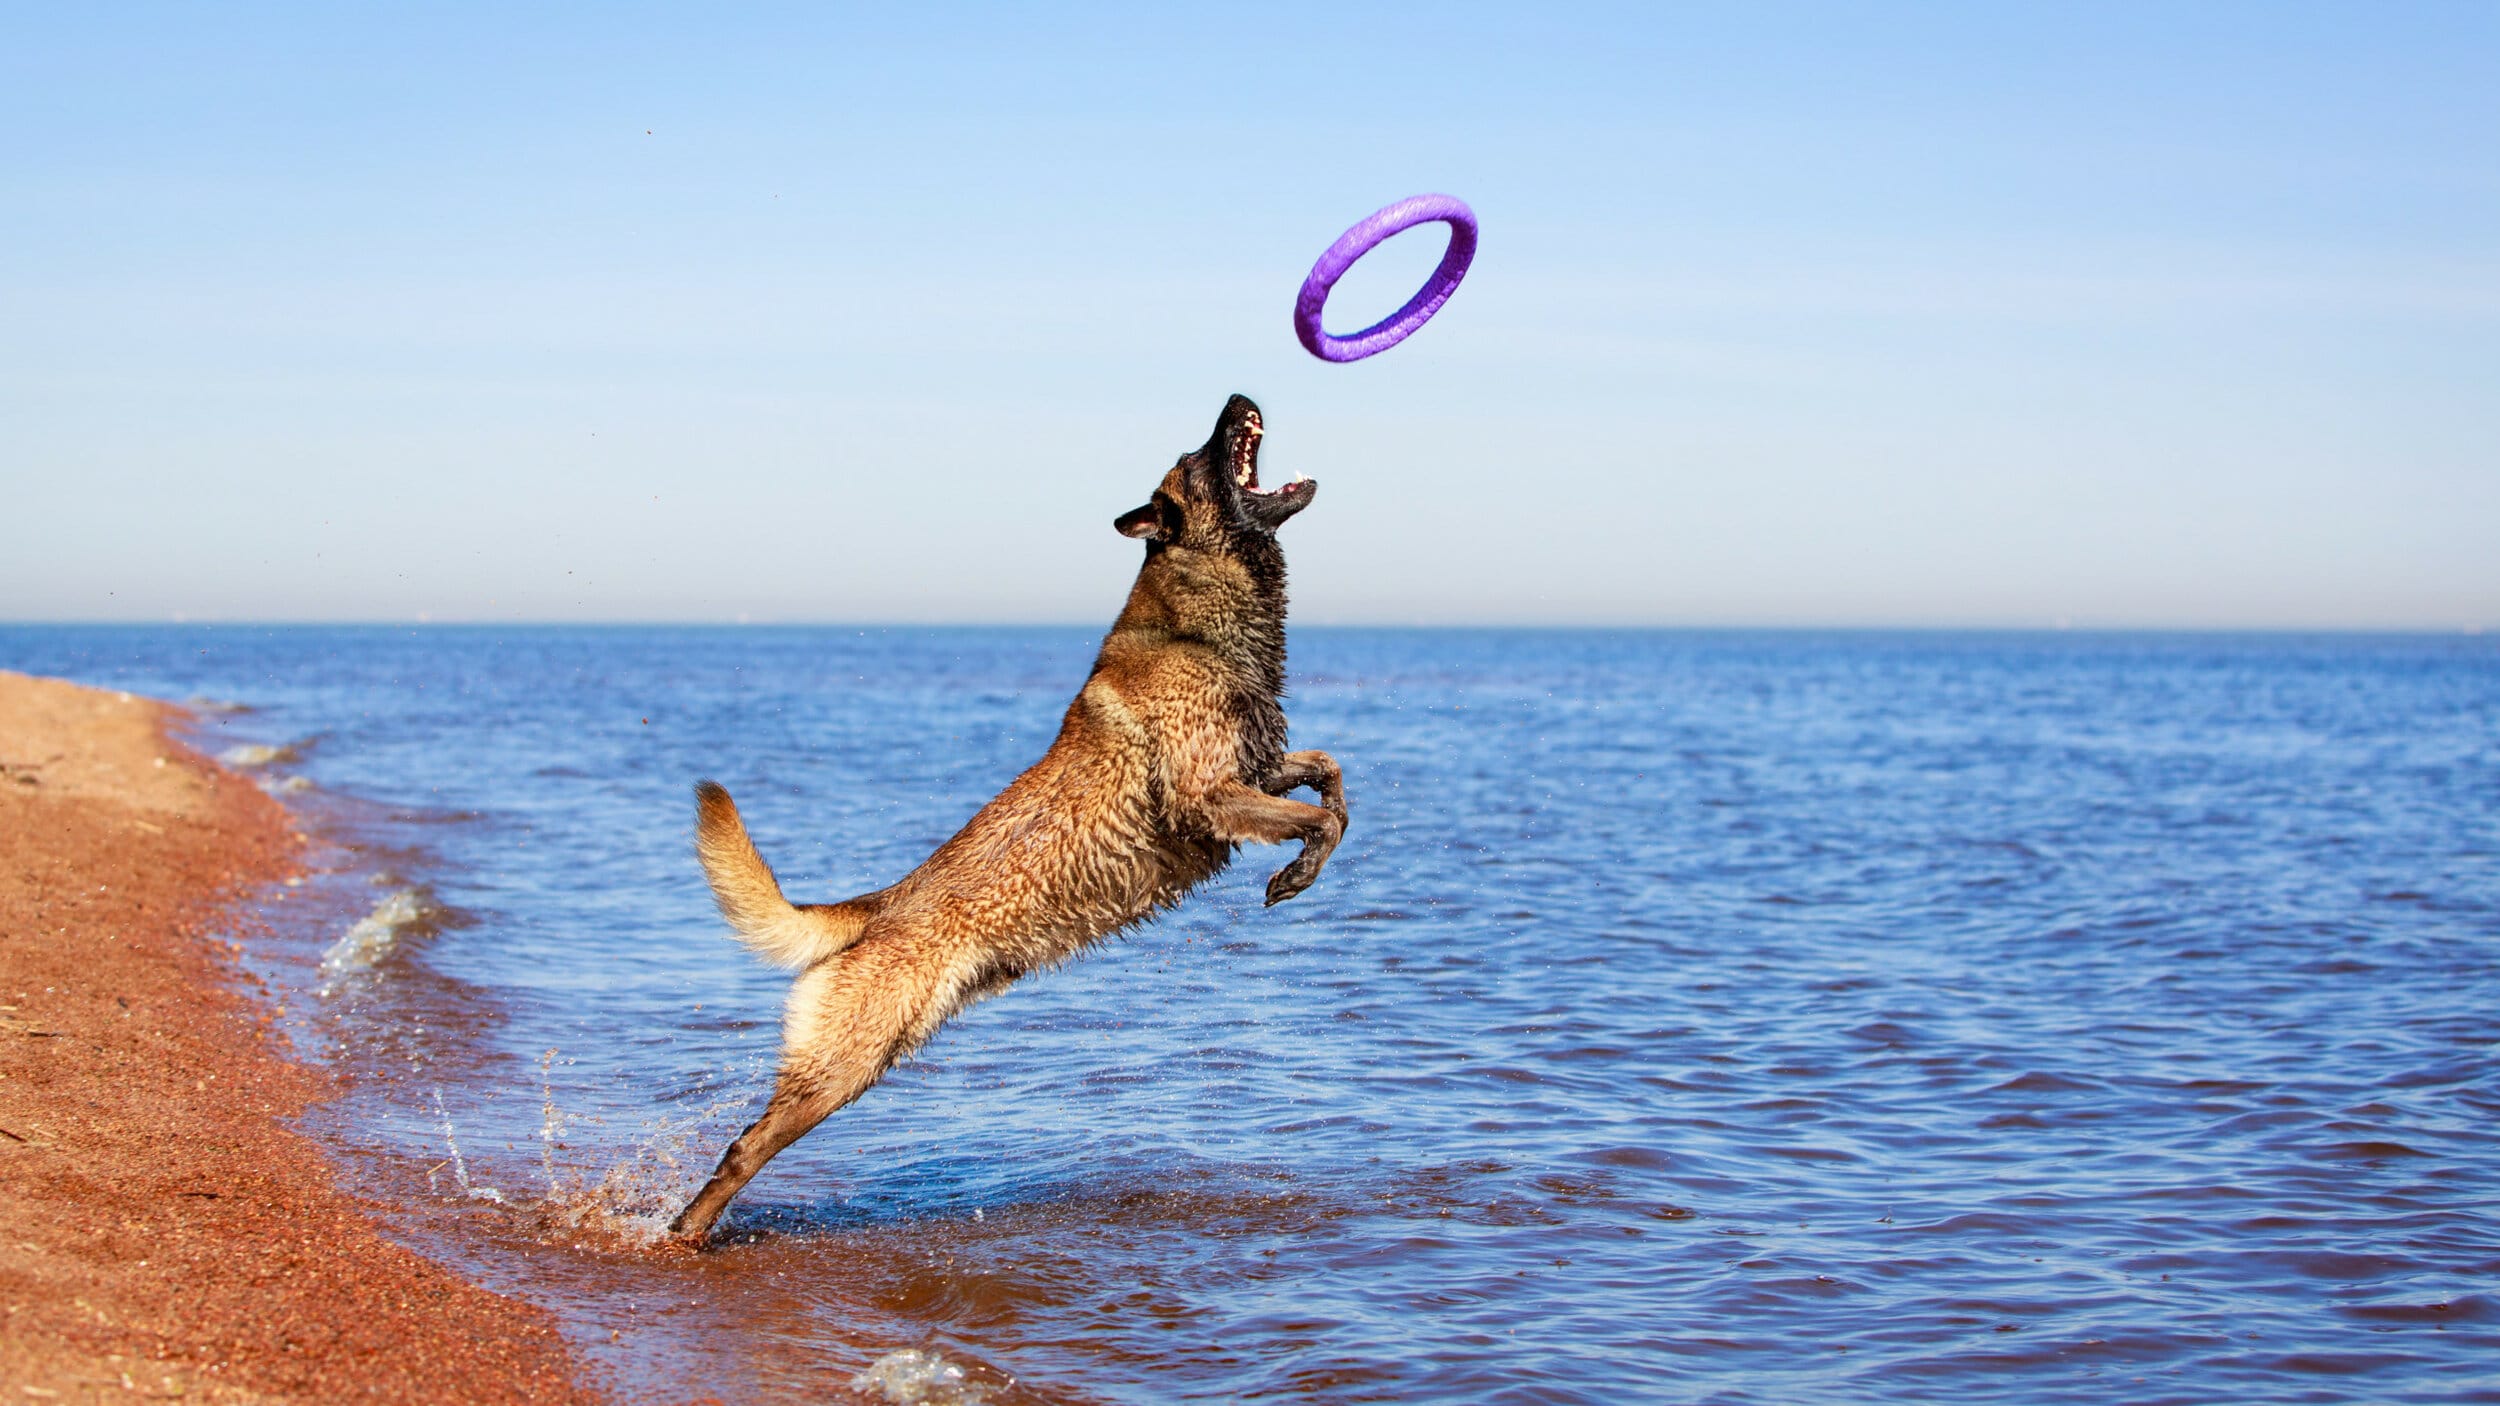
[[669, 394, 1345, 1243]]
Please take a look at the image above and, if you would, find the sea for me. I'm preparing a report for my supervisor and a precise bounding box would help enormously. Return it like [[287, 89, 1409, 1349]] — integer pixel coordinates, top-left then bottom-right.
[[4, 625, 2496, 1405]]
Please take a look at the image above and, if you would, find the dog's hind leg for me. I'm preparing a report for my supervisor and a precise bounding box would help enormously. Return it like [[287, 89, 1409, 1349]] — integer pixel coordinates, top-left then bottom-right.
[[667, 938, 965, 1245], [668, 1068, 846, 1244]]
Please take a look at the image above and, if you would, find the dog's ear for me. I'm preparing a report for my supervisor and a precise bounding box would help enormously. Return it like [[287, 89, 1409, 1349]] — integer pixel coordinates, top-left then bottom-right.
[[1114, 495, 1180, 541]]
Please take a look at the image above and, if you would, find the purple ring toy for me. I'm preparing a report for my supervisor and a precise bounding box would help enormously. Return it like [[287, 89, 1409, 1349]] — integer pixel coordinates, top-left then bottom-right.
[[1294, 194, 1478, 363]]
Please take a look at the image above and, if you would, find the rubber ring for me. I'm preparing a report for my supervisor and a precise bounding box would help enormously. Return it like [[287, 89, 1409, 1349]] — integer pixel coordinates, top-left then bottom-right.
[[1294, 194, 1478, 363]]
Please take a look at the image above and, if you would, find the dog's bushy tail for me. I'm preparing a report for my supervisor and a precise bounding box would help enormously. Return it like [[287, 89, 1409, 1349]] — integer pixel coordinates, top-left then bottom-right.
[[693, 781, 879, 969]]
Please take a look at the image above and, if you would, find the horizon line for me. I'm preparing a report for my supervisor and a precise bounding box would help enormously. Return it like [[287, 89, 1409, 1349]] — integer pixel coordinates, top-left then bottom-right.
[[1, 619, 2491, 638]]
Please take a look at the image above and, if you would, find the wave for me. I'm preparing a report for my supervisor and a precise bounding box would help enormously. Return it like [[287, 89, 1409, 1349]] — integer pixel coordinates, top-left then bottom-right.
[[318, 888, 438, 990], [852, 1350, 993, 1405], [218, 740, 305, 770]]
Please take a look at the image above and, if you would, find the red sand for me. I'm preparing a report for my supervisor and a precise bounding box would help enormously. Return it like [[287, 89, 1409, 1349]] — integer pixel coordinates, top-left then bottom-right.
[[0, 670, 601, 1402]]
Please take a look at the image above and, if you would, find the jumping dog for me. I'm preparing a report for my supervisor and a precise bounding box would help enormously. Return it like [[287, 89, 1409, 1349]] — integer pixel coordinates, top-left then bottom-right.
[[671, 394, 1344, 1242]]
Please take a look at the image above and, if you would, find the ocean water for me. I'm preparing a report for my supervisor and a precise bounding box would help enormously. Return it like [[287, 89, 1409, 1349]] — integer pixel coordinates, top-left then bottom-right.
[[5, 625, 2497, 1405]]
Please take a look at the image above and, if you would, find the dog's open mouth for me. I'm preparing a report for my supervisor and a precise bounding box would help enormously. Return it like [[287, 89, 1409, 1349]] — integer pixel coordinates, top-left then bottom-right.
[[1231, 410, 1309, 499]]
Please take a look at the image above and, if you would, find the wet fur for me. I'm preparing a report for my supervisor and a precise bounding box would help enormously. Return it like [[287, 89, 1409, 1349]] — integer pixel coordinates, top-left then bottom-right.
[[670, 395, 1344, 1243]]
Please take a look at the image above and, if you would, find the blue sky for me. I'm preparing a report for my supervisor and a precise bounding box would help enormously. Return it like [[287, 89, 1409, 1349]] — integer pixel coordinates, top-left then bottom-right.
[[4, 3, 2493, 626]]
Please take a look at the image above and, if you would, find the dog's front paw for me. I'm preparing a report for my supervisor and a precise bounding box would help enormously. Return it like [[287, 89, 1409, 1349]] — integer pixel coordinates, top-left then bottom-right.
[[1264, 855, 1321, 906]]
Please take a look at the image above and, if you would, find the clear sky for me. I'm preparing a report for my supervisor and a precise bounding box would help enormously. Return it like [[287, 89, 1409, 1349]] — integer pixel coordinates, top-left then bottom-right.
[[4, 3, 2494, 627]]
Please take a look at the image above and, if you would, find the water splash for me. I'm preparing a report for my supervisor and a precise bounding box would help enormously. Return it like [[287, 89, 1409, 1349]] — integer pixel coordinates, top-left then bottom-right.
[[537, 1049, 573, 1198], [517, 1060, 769, 1250], [851, 1349, 994, 1405], [430, 1089, 507, 1204]]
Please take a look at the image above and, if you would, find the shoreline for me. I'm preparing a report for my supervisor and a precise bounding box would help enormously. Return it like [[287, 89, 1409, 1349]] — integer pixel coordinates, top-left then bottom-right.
[[0, 670, 600, 1403]]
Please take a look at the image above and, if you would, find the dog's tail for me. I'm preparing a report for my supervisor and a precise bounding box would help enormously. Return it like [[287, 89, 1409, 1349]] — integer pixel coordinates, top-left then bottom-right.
[[693, 780, 881, 969]]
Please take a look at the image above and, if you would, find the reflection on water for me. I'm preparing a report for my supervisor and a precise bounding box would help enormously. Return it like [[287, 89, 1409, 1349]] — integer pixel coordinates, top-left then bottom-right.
[[6, 625, 2497, 1404]]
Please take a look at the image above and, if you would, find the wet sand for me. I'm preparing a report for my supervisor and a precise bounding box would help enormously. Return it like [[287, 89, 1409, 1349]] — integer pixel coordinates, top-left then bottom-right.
[[0, 671, 600, 1403]]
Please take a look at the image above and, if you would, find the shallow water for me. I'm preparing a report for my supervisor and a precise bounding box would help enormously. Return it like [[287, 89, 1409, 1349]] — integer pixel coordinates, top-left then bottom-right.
[[6, 625, 2497, 1404]]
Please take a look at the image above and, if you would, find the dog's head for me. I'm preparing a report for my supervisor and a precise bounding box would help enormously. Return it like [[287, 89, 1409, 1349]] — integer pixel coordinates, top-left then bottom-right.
[[1115, 394, 1315, 549]]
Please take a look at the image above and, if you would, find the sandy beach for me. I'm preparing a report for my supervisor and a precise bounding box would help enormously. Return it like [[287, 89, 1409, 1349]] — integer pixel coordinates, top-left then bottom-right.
[[0, 671, 599, 1403]]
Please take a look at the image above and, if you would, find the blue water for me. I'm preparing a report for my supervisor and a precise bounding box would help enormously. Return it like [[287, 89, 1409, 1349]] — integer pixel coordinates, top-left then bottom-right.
[[6, 625, 2498, 1404]]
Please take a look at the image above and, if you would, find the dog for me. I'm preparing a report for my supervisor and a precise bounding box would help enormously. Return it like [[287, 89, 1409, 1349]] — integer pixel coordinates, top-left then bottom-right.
[[669, 393, 1346, 1243]]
